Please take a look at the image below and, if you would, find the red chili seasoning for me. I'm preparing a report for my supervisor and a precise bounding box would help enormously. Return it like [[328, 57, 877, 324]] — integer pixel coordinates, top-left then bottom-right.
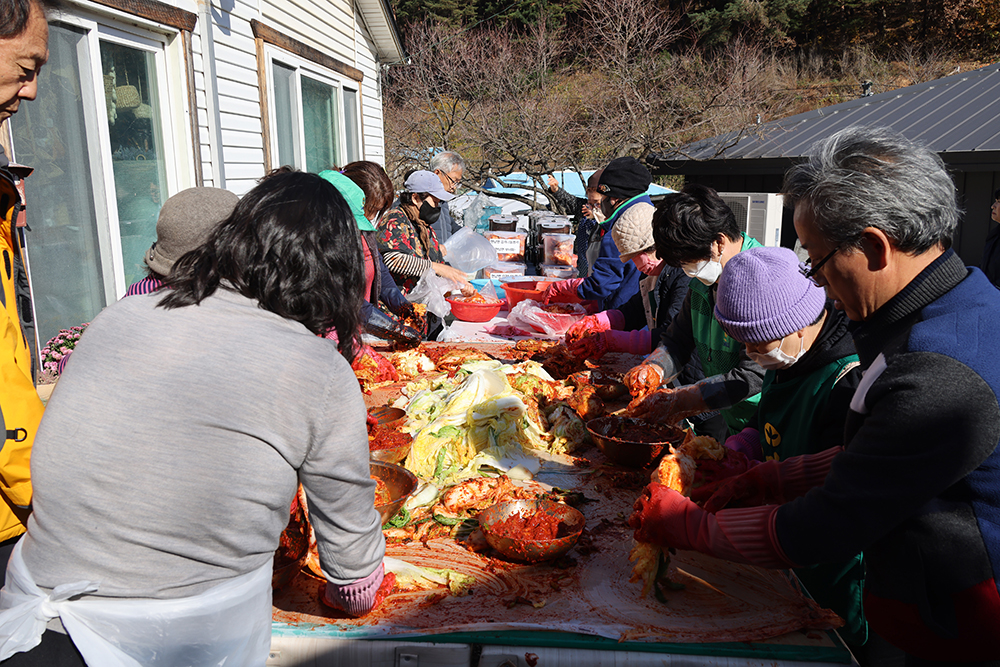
[[491, 509, 572, 541], [368, 425, 411, 451]]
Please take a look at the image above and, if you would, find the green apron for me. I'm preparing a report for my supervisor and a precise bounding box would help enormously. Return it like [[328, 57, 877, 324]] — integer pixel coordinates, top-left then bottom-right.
[[687, 233, 762, 435], [757, 354, 867, 646]]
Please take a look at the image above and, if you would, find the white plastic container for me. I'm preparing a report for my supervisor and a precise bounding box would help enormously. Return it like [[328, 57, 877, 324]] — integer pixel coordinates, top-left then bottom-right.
[[482, 262, 527, 281], [539, 264, 578, 279]]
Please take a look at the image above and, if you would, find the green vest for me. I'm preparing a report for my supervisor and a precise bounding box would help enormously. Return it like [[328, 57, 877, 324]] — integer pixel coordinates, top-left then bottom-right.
[[688, 233, 762, 434], [756, 352, 866, 646], [757, 355, 859, 462]]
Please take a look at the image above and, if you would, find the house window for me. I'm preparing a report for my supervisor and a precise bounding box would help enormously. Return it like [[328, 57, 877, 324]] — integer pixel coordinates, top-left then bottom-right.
[[9, 16, 179, 348], [268, 51, 361, 172]]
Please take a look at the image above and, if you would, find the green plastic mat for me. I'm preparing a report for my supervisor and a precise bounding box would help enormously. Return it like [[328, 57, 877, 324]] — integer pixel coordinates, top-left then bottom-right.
[[366, 628, 852, 663]]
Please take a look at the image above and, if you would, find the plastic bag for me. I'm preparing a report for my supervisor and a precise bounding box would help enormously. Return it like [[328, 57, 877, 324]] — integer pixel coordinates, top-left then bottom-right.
[[406, 268, 454, 319], [462, 193, 494, 230], [442, 227, 498, 274], [506, 299, 587, 337]]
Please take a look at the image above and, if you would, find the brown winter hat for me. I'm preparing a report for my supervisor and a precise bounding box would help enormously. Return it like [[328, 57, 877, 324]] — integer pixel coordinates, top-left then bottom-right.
[[144, 187, 239, 276], [611, 201, 656, 262]]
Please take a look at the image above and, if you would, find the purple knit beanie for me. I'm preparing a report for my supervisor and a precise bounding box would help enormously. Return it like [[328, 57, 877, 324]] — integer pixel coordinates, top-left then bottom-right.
[[714, 246, 826, 343]]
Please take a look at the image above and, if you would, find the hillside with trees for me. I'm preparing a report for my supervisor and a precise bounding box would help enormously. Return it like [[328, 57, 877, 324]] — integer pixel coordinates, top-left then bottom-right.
[[382, 0, 999, 201]]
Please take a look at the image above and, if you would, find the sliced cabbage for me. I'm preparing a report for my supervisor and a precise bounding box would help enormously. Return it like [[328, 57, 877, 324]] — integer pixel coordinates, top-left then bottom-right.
[[383, 557, 475, 596]]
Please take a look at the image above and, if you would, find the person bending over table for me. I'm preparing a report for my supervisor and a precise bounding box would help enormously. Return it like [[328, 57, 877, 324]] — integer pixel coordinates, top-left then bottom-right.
[[564, 191, 728, 443], [543, 158, 648, 311], [630, 127, 1000, 666], [624, 184, 766, 437], [0, 171, 388, 666], [698, 245, 867, 651]]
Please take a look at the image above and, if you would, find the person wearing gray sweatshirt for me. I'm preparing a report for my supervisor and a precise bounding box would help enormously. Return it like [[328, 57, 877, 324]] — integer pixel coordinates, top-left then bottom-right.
[[1, 171, 386, 666]]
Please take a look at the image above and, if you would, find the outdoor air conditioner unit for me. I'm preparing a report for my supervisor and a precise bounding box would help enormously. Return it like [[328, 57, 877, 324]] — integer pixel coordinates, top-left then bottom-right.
[[718, 192, 784, 247]]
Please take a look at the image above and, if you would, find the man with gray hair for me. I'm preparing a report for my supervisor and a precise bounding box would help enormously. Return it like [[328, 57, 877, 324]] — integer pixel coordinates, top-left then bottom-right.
[[428, 150, 465, 242], [628, 126, 1000, 663]]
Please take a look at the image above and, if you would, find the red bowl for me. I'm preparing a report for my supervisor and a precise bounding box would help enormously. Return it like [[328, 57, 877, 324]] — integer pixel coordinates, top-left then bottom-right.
[[503, 281, 550, 311], [446, 297, 503, 322]]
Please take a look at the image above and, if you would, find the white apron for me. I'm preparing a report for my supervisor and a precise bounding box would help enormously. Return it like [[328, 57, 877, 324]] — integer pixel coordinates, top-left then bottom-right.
[[0, 541, 272, 666]]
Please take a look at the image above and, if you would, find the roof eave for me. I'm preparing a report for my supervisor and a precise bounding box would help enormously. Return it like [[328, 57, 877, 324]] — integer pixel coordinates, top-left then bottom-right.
[[356, 0, 407, 64]]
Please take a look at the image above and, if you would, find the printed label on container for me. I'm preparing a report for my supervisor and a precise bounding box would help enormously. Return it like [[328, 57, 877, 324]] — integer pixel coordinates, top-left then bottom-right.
[[489, 238, 523, 254], [489, 272, 523, 281]]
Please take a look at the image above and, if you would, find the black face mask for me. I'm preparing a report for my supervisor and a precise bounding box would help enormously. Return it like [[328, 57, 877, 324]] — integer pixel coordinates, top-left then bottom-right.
[[419, 200, 441, 225]]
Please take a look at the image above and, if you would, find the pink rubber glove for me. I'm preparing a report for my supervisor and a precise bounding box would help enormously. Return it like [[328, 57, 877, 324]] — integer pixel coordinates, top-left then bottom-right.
[[700, 446, 843, 513], [629, 484, 795, 568], [724, 427, 763, 462], [567, 329, 651, 360], [544, 278, 584, 303], [323, 562, 388, 617]]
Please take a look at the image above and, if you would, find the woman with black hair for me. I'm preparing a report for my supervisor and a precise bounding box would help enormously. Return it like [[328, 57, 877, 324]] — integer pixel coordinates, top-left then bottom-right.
[[625, 183, 766, 437], [0, 171, 387, 666]]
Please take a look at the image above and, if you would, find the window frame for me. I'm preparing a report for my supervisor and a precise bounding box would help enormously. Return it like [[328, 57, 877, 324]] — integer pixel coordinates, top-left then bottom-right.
[[11, 7, 187, 301], [263, 45, 363, 172]]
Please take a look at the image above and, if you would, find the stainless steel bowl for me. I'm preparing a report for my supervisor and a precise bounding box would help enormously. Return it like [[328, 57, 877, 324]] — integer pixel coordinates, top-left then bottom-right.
[[370, 461, 418, 524], [479, 499, 585, 563], [586, 416, 686, 469]]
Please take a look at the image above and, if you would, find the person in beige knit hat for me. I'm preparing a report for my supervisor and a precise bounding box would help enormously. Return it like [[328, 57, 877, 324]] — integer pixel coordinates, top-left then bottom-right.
[[129, 187, 239, 296], [564, 197, 729, 442]]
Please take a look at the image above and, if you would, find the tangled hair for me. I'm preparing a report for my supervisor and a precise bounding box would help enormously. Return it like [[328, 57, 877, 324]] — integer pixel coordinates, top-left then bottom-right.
[[159, 171, 365, 361], [782, 126, 959, 254], [651, 184, 741, 266], [341, 161, 395, 219], [0, 0, 62, 37], [429, 151, 465, 174]]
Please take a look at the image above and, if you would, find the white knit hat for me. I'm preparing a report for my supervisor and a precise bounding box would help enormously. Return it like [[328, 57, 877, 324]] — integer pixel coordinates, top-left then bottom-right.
[[611, 202, 655, 262]]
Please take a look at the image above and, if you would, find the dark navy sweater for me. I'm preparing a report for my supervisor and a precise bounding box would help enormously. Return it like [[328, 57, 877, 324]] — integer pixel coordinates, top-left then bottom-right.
[[576, 196, 646, 311], [776, 250, 1000, 661]]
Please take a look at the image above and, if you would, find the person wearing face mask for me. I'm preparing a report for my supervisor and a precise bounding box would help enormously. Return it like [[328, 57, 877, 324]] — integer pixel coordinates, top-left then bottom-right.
[[711, 246, 861, 464], [625, 184, 765, 436], [376, 170, 473, 295], [563, 196, 729, 443], [672, 245, 870, 654], [545, 170, 603, 277], [543, 158, 648, 310]]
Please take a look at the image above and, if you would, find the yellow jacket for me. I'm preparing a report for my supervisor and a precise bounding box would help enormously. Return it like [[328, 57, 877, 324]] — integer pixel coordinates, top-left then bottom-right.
[[0, 167, 42, 542]]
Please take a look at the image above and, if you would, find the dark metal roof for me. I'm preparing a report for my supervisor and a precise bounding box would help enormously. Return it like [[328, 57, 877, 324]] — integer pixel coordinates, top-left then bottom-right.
[[650, 62, 1000, 172]]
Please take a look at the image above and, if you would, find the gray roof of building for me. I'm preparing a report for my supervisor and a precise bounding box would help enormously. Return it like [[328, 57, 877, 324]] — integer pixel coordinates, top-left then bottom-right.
[[650, 61, 1000, 170]]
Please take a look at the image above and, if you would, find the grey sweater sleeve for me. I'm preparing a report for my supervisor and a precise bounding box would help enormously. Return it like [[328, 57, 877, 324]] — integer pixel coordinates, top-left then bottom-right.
[[301, 365, 386, 584]]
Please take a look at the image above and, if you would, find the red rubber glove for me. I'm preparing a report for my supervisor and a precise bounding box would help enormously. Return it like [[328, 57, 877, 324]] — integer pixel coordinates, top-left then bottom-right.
[[629, 484, 795, 568], [544, 278, 584, 304], [699, 446, 843, 513]]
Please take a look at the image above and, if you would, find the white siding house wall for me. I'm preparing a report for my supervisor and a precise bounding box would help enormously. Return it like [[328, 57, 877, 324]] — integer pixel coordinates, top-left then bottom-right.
[[208, 0, 267, 195], [189, 28, 215, 187], [261, 0, 356, 64], [355, 8, 385, 165]]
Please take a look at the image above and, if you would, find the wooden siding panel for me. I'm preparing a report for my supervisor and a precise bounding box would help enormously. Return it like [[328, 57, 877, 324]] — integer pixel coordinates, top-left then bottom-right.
[[221, 128, 264, 149], [261, 0, 354, 63], [226, 178, 260, 196]]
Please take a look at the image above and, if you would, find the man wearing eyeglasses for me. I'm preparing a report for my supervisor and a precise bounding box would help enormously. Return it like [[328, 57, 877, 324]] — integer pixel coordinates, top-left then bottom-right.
[[980, 188, 1000, 288], [428, 151, 465, 243], [629, 126, 1000, 664]]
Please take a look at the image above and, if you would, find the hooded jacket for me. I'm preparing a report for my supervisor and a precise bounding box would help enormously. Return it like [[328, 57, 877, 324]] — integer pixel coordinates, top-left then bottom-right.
[[0, 159, 42, 542]]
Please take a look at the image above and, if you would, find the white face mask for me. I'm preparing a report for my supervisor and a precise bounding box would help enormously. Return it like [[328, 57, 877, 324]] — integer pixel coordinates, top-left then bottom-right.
[[682, 258, 723, 286], [748, 335, 805, 370], [591, 207, 606, 223]]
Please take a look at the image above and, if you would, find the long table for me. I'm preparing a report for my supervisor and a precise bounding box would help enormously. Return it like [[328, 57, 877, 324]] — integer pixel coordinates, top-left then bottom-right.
[[270, 332, 855, 667]]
